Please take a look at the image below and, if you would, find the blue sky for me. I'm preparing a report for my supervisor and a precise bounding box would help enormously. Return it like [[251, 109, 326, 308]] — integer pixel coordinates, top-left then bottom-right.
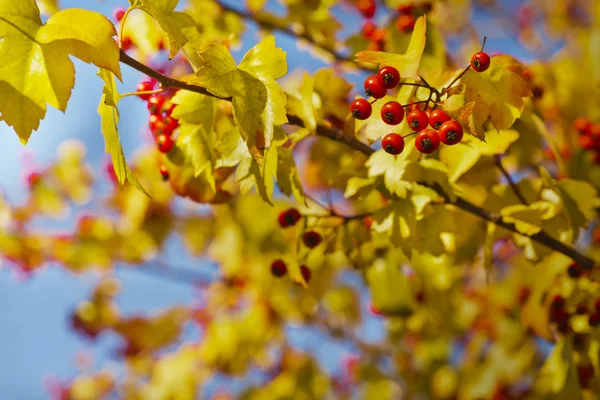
[[0, 1, 545, 398]]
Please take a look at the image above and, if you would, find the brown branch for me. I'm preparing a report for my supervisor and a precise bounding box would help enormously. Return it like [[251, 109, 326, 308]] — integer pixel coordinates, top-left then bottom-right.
[[117, 50, 596, 271], [494, 155, 529, 205], [217, 1, 361, 68]]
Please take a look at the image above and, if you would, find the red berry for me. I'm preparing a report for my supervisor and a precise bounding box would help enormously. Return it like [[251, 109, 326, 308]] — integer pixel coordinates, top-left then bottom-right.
[[576, 304, 588, 315], [147, 95, 165, 114], [438, 120, 464, 145], [471, 51, 491, 72], [362, 21, 377, 38], [137, 81, 155, 100], [579, 134, 599, 150], [567, 263, 583, 279], [162, 101, 176, 116], [380, 101, 404, 125], [589, 313, 600, 327], [159, 165, 169, 181], [113, 7, 126, 22], [595, 298, 600, 311], [162, 116, 179, 134], [300, 265, 311, 283], [364, 75, 387, 99], [121, 36, 133, 51], [415, 129, 440, 154], [429, 109, 451, 130], [149, 114, 161, 131], [357, 0, 376, 18], [591, 123, 600, 139], [396, 15, 416, 32], [573, 117, 592, 135], [550, 307, 570, 323], [407, 109, 429, 132], [578, 364, 595, 388], [551, 295, 565, 309], [415, 291, 425, 303], [351, 98, 372, 120], [271, 260, 287, 277], [302, 231, 323, 248], [382, 133, 405, 155], [156, 134, 174, 153], [377, 66, 401, 89], [278, 208, 301, 228], [27, 172, 42, 187]]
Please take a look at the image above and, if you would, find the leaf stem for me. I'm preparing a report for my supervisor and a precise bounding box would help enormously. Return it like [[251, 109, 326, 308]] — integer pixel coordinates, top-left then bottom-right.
[[118, 7, 134, 47], [494, 155, 529, 205]]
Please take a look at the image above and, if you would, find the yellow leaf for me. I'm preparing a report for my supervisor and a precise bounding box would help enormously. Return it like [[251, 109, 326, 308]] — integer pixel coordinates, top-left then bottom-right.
[[36, 0, 59, 15], [462, 55, 531, 135], [194, 36, 288, 158], [366, 147, 420, 198], [96, 69, 149, 196], [355, 15, 427, 79], [500, 203, 546, 236], [0, 1, 121, 141], [132, 0, 197, 58]]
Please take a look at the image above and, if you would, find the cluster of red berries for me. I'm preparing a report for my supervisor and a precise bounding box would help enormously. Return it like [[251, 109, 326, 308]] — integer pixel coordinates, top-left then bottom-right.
[[549, 293, 600, 334], [574, 117, 600, 163], [350, 65, 464, 155], [136, 81, 180, 180], [272, 208, 324, 282]]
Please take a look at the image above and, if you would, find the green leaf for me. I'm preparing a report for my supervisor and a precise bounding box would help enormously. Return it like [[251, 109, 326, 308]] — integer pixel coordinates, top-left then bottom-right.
[[554, 178, 600, 233], [535, 336, 583, 399], [366, 146, 420, 198], [194, 36, 288, 158], [355, 15, 427, 79], [366, 256, 413, 316], [96, 69, 149, 197], [0, 1, 121, 141], [462, 55, 531, 135]]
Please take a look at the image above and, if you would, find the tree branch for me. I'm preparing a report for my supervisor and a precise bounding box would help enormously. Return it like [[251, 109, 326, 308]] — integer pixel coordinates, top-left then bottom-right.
[[117, 50, 596, 271], [494, 155, 529, 205]]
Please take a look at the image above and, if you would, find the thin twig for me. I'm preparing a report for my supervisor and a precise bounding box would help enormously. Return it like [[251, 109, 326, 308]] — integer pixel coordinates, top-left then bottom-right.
[[117, 50, 596, 270], [494, 155, 529, 205]]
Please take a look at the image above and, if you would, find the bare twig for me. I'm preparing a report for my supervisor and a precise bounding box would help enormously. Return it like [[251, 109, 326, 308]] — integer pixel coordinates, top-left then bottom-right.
[[494, 155, 529, 205]]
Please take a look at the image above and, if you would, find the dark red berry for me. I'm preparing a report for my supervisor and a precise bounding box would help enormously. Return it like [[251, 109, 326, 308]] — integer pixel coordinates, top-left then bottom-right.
[[415, 129, 441, 154], [578, 365, 595, 388], [382, 133, 405, 155], [415, 291, 425, 303], [429, 109, 451, 130], [377, 66, 401, 89], [137, 81, 155, 100], [271, 260, 287, 277], [147, 95, 165, 114], [357, 0, 376, 18], [351, 98, 372, 120], [159, 165, 169, 181], [589, 313, 600, 327], [576, 304, 588, 315], [407, 109, 429, 132], [551, 295, 565, 309], [595, 298, 600, 311], [573, 117, 592, 135], [532, 86, 544, 99], [550, 307, 570, 323], [300, 265, 311, 283], [113, 7, 126, 22], [380, 101, 404, 125], [364, 75, 387, 99], [156, 134, 174, 153], [471, 51, 491, 72], [302, 231, 323, 248], [278, 208, 301, 228], [567, 263, 583, 279], [396, 14, 416, 32], [438, 120, 464, 145], [362, 21, 377, 38]]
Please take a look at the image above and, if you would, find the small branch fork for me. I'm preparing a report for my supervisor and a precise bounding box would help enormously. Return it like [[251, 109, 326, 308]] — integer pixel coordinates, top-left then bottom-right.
[[117, 48, 596, 270]]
